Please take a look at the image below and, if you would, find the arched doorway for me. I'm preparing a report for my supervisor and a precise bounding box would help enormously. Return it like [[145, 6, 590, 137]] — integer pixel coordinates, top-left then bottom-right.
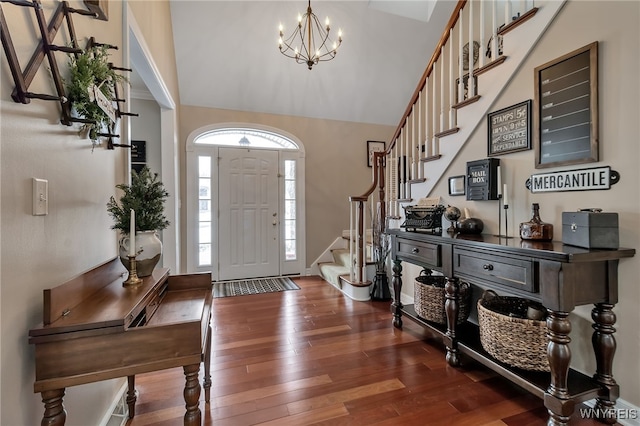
[[186, 124, 306, 281]]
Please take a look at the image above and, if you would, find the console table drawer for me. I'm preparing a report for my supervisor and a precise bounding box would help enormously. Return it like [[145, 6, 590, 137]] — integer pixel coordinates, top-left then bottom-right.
[[453, 247, 536, 292], [397, 239, 441, 266]]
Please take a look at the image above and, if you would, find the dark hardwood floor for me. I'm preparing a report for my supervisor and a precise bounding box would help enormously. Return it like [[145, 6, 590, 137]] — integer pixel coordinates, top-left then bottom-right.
[[126, 276, 610, 425]]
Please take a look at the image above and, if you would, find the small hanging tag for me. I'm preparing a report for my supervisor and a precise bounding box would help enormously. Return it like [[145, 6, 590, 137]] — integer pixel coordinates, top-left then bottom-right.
[[92, 85, 117, 123]]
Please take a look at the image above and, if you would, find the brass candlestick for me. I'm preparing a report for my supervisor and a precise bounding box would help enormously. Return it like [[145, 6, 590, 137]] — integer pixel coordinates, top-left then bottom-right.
[[123, 255, 143, 287]]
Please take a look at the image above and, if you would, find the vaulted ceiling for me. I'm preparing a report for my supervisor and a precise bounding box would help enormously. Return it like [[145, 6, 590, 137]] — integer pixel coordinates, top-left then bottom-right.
[[167, 1, 457, 127]]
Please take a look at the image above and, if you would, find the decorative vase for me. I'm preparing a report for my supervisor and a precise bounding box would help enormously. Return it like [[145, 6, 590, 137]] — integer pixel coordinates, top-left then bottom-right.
[[519, 203, 553, 241], [119, 230, 163, 277], [371, 272, 392, 301]]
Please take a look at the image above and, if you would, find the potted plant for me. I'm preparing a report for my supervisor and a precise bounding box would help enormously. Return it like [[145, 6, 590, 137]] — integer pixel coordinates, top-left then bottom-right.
[[107, 166, 170, 276], [65, 44, 127, 143]]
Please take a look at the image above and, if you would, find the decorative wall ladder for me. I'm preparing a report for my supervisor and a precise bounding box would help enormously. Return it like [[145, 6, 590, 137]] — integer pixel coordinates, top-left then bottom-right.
[[0, 0, 137, 149]]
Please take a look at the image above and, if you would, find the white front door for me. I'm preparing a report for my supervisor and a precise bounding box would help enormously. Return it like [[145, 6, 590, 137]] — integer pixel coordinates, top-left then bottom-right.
[[218, 148, 280, 280]]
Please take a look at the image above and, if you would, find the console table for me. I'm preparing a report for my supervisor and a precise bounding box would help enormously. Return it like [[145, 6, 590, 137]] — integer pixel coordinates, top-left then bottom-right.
[[29, 258, 212, 426], [387, 229, 634, 426]]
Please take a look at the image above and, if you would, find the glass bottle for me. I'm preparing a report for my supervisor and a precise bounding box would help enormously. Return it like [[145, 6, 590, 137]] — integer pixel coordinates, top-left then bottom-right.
[[519, 203, 553, 241]]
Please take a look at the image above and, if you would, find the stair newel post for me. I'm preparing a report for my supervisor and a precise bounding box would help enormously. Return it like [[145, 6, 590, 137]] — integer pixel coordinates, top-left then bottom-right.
[[349, 200, 354, 282], [356, 199, 364, 283]]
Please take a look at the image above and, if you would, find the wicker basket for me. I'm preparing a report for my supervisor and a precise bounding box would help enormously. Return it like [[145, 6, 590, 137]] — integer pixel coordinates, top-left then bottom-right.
[[414, 269, 471, 325], [477, 290, 549, 372]]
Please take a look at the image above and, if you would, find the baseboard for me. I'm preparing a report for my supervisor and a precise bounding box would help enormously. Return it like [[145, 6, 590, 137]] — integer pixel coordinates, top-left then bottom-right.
[[101, 382, 129, 426]]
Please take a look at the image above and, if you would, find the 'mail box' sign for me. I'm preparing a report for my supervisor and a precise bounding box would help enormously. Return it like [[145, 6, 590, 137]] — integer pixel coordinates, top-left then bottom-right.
[[466, 158, 500, 200], [526, 166, 620, 193]]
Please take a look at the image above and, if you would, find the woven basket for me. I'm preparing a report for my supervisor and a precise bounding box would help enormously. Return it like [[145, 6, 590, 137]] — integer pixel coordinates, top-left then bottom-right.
[[477, 290, 549, 372], [414, 269, 471, 325]]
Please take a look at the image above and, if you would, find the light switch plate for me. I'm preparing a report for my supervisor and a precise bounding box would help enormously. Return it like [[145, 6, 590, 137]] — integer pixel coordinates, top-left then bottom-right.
[[32, 178, 48, 216]]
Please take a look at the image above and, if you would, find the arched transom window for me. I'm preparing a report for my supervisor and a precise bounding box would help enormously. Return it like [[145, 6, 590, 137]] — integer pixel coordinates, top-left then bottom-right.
[[194, 128, 299, 150]]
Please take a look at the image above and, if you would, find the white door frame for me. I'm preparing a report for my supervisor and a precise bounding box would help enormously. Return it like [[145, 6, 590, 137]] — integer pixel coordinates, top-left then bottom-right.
[[185, 124, 306, 280], [123, 5, 180, 273]]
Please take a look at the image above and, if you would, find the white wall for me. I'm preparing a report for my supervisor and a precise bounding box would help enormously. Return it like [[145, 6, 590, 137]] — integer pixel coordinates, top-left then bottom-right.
[[397, 0, 640, 408], [0, 1, 180, 425], [0, 1, 126, 424]]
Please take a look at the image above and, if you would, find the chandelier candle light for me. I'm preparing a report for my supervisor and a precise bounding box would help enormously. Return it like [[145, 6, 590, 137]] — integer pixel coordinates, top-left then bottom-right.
[[278, 0, 343, 70]]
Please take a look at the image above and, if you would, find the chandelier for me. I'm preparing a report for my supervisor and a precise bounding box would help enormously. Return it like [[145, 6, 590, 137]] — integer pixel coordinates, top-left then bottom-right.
[[278, 0, 343, 70]]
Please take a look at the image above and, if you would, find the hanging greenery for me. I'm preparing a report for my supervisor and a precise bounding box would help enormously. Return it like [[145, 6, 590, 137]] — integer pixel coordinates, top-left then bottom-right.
[[107, 167, 170, 234], [65, 45, 127, 141]]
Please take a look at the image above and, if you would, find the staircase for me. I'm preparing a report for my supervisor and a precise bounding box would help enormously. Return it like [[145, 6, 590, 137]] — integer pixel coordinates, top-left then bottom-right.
[[315, 231, 374, 301], [343, 0, 567, 289]]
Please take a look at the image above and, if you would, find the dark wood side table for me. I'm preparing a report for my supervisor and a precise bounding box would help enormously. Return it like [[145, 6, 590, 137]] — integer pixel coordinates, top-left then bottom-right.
[[387, 229, 634, 426]]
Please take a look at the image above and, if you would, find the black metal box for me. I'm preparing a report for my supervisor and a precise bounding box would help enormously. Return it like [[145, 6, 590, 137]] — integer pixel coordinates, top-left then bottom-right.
[[466, 158, 500, 201], [562, 210, 619, 249]]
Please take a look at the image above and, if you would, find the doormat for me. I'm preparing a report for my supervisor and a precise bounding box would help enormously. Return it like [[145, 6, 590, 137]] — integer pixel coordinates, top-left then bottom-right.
[[213, 277, 300, 298]]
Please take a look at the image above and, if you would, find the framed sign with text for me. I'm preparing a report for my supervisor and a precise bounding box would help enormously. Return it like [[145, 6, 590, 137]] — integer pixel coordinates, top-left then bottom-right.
[[488, 100, 531, 156], [534, 42, 598, 169], [367, 141, 385, 167]]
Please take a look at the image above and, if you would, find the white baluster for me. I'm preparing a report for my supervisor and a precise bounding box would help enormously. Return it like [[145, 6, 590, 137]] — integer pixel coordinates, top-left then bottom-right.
[[412, 106, 417, 180], [492, 0, 498, 61], [449, 28, 456, 125], [399, 131, 404, 199], [440, 48, 445, 131], [425, 78, 431, 159], [468, 0, 475, 98], [505, 0, 511, 25], [431, 69, 437, 156], [480, 0, 485, 68], [458, 8, 464, 103], [417, 91, 422, 179]]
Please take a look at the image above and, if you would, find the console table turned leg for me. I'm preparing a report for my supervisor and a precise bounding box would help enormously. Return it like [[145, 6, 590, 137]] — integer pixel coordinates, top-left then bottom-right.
[[41, 389, 66, 426], [183, 364, 202, 426], [444, 277, 461, 367], [391, 259, 403, 328], [203, 325, 212, 403], [126, 375, 136, 419], [545, 310, 573, 426], [592, 303, 618, 424]]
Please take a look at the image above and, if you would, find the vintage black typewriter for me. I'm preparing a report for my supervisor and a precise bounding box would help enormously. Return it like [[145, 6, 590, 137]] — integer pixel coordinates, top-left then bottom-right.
[[401, 200, 445, 233]]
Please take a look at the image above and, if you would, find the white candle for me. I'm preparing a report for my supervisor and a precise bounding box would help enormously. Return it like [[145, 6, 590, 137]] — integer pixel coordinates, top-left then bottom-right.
[[503, 184, 509, 206], [497, 166, 502, 196], [129, 209, 136, 256]]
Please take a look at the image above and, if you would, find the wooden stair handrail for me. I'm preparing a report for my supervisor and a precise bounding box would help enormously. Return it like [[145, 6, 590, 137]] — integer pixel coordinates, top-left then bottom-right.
[[349, 0, 466, 206], [387, 0, 466, 153], [351, 151, 385, 200]]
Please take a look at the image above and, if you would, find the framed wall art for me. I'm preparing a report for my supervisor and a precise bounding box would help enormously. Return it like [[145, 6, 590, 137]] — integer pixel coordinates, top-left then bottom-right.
[[448, 175, 466, 196], [488, 100, 531, 156], [534, 42, 598, 169], [367, 140, 385, 167]]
